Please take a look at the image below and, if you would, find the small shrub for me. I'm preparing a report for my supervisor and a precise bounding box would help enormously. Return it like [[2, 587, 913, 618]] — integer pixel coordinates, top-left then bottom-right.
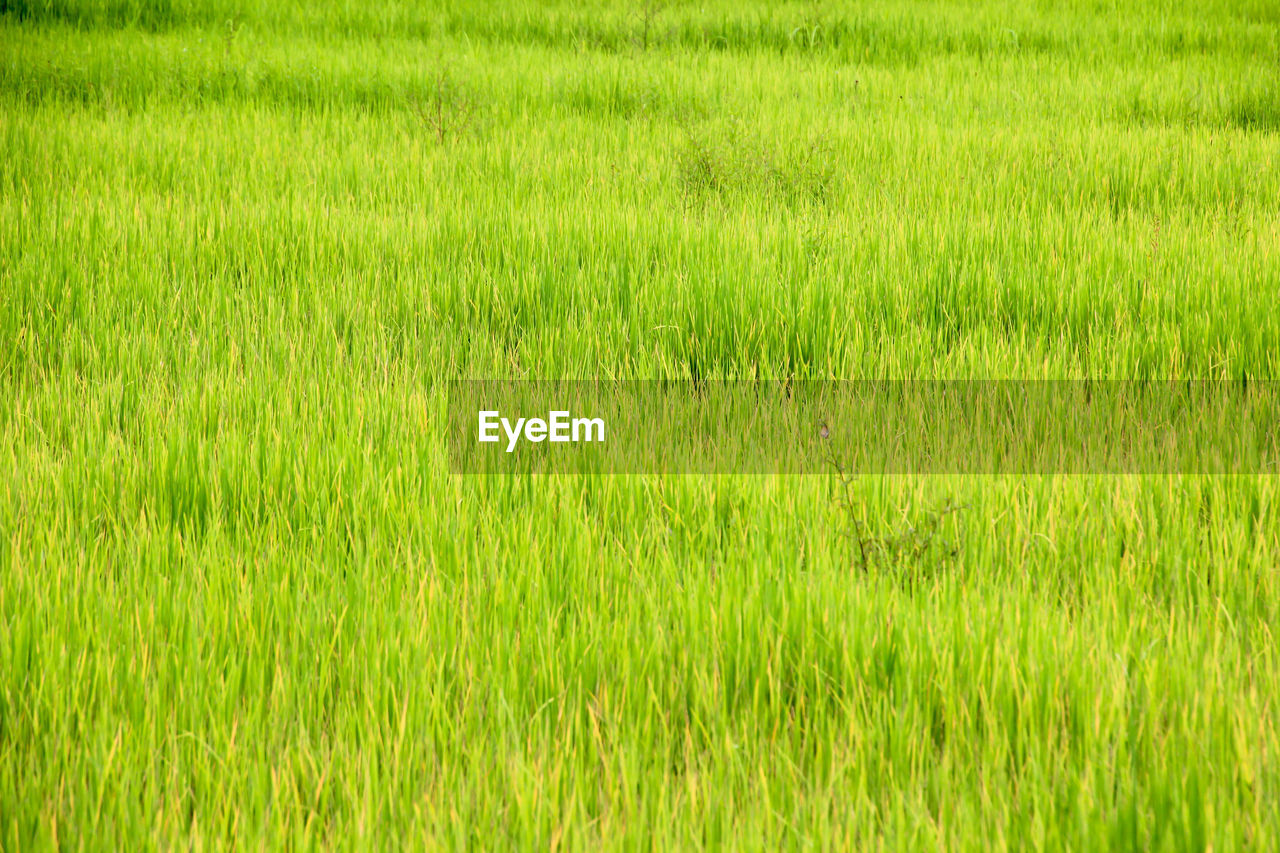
[[821, 424, 966, 576], [410, 70, 478, 144], [674, 118, 837, 207]]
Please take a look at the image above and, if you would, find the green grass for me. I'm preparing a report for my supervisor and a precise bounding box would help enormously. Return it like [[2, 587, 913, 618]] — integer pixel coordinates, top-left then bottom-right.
[[2, 0, 1280, 848]]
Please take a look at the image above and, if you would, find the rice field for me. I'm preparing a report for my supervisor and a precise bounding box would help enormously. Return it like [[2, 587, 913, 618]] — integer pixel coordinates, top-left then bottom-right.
[[2, 0, 1280, 848]]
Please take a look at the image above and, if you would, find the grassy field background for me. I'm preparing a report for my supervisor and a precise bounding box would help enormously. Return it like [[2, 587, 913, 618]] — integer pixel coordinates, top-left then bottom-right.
[[3, 0, 1280, 848]]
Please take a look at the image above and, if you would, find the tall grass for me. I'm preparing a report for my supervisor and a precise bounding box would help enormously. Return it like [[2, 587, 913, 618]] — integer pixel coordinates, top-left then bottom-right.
[[2, 0, 1279, 848]]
